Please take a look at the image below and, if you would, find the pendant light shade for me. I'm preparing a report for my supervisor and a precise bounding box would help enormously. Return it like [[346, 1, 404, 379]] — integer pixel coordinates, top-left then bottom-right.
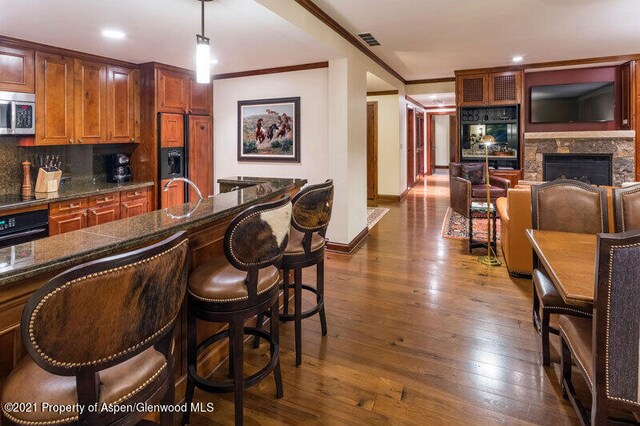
[[195, 0, 212, 84], [196, 35, 211, 84]]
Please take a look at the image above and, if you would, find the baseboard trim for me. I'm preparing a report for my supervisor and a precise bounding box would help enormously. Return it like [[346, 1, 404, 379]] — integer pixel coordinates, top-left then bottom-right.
[[400, 188, 409, 201], [326, 226, 368, 254], [377, 194, 400, 202]]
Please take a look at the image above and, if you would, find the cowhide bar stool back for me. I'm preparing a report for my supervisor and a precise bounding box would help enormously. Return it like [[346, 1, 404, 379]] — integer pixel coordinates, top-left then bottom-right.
[[255, 180, 334, 367], [1, 232, 189, 426], [183, 195, 292, 426]]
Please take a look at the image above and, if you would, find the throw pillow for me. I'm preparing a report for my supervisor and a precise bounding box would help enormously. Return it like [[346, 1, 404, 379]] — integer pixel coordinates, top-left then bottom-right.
[[462, 164, 485, 185]]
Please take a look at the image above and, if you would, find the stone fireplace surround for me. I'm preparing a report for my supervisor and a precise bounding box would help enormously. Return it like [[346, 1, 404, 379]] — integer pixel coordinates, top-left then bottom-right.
[[523, 131, 636, 187]]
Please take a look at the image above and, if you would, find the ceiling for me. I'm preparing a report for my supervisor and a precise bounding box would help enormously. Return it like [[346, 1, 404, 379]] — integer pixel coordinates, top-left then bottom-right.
[[366, 72, 397, 92], [313, 0, 640, 80], [0, 0, 337, 74], [411, 92, 456, 108]]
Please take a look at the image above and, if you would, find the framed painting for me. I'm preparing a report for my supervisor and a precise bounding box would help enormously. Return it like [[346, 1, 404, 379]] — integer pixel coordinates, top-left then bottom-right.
[[237, 97, 300, 162]]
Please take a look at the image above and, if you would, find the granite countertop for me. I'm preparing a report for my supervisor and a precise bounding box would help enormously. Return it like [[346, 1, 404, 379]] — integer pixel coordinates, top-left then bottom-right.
[[0, 177, 306, 287], [217, 176, 302, 185], [0, 180, 155, 213]]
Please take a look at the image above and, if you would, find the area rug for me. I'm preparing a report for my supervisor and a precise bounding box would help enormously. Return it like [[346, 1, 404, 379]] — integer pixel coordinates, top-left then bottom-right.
[[367, 207, 389, 230], [441, 207, 501, 242]]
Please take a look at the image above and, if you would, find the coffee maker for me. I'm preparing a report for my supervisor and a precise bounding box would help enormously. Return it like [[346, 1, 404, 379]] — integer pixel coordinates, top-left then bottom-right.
[[106, 154, 132, 183]]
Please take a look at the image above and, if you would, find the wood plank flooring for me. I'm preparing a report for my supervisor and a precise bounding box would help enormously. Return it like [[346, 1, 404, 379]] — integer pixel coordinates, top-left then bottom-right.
[[189, 175, 579, 425]]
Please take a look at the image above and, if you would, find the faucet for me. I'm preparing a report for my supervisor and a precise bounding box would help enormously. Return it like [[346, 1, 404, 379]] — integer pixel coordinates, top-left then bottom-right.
[[162, 177, 203, 219], [163, 177, 203, 201]]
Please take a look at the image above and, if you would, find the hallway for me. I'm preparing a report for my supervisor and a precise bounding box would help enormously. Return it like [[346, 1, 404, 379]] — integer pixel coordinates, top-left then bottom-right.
[[192, 175, 579, 425]]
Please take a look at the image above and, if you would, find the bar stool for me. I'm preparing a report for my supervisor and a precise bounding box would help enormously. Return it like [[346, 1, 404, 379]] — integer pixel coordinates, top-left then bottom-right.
[[183, 195, 292, 426], [1, 232, 189, 426], [255, 180, 334, 366]]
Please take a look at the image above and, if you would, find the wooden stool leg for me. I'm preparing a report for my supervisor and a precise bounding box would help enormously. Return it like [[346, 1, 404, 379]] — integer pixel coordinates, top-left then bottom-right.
[[231, 316, 245, 426], [468, 214, 473, 253], [294, 267, 303, 367], [183, 302, 197, 425], [561, 336, 571, 400], [253, 314, 264, 349], [541, 310, 551, 366], [282, 268, 290, 315], [317, 260, 327, 336], [270, 300, 284, 398]]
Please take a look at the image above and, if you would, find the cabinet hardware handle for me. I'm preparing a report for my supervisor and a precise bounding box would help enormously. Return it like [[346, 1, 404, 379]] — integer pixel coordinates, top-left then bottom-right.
[[200, 125, 205, 130], [83, 211, 88, 217], [89, 208, 97, 215], [130, 137, 135, 142], [69, 138, 73, 144], [69, 203, 81, 208], [78, 138, 83, 143]]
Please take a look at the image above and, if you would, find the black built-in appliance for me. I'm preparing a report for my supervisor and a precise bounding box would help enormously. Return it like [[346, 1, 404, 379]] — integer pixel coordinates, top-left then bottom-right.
[[0, 208, 48, 249], [459, 104, 520, 170], [106, 153, 133, 183], [530, 81, 615, 123], [0, 91, 35, 135]]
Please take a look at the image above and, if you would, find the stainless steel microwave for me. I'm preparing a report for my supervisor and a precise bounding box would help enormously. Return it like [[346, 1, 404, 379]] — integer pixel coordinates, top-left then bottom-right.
[[0, 91, 35, 135]]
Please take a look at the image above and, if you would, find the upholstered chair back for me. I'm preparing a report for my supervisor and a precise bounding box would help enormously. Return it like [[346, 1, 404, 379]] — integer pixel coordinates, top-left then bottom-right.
[[531, 179, 608, 234], [225, 195, 292, 271], [613, 185, 640, 232], [593, 231, 640, 415], [22, 232, 189, 376], [291, 180, 334, 237]]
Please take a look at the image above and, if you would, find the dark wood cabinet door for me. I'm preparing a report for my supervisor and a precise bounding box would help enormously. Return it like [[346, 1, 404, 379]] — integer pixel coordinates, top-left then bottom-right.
[[189, 78, 212, 115], [87, 205, 120, 227], [49, 211, 87, 236], [74, 59, 107, 144], [158, 69, 188, 113], [488, 71, 522, 105], [456, 74, 489, 106], [160, 113, 185, 148], [120, 199, 148, 219], [0, 45, 34, 93], [35, 52, 75, 145], [107, 65, 138, 143], [188, 115, 213, 199], [161, 178, 185, 209]]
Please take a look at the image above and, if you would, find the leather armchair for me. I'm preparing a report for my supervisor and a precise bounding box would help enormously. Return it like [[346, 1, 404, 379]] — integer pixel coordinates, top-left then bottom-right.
[[495, 187, 533, 276], [449, 162, 510, 217]]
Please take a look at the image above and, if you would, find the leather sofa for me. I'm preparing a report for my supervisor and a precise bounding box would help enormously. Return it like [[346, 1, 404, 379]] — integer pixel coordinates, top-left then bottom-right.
[[449, 162, 510, 217], [496, 182, 615, 276]]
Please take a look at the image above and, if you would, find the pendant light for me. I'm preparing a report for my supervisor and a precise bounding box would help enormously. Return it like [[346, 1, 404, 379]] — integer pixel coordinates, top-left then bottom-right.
[[196, 0, 212, 84]]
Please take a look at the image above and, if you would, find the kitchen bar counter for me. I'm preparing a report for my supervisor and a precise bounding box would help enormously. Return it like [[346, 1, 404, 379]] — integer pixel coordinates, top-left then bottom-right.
[[0, 180, 155, 213], [0, 177, 306, 287]]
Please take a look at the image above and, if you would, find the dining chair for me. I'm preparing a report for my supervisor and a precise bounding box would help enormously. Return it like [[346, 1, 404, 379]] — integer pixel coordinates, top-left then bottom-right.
[[530, 179, 608, 365], [560, 230, 640, 424], [613, 184, 640, 232]]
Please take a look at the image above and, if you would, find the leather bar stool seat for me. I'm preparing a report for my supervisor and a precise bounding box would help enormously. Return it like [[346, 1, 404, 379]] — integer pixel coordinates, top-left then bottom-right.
[[2, 348, 167, 425], [284, 228, 326, 257], [189, 257, 280, 303]]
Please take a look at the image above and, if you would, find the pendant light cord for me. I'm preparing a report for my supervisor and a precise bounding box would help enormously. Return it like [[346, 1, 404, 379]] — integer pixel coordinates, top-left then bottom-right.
[[201, 0, 205, 37]]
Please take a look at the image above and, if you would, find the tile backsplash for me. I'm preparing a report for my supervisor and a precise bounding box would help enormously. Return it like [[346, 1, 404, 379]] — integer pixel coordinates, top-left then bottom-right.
[[0, 137, 135, 195]]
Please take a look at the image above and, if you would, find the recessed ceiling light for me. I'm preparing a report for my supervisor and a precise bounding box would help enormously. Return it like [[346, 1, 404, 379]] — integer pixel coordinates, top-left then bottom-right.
[[102, 29, 126, 39], [512, 55, 524, 63], [429, 94, 437, 100]]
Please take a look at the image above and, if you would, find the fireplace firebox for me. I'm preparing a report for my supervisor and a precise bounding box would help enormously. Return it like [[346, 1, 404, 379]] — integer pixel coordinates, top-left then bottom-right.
[[543, 154, 612, 186]]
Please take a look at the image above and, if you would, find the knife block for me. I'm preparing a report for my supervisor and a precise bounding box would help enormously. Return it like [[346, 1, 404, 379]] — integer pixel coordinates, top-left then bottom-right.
[[35, 168, 62, 193]]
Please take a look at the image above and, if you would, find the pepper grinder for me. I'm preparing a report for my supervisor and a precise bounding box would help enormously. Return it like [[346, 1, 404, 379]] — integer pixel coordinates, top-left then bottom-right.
[[21, 161, 32, 198]]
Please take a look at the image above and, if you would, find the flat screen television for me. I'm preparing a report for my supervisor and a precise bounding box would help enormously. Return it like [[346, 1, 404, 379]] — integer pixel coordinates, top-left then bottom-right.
[[530, 81, 615, 123]]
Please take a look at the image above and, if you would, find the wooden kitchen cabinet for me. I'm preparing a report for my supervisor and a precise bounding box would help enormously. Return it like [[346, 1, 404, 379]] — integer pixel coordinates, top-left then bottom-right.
[[456, 70, 522, 106], [456, 73, 489, 106], [35, 52, 75, 145], [107, 66, 138, 143], [161, 178, 185, 209], [49, 211, 87, 236], [120, 187, 150, 218], [87, 192, 120, 226], [0, 44, 34, 93], [189, 78, 212, 115], [188, 115, 213, 199], [157, 69, 189, 113], [74, 59, 108, 144], [160, 113, 184, 148]]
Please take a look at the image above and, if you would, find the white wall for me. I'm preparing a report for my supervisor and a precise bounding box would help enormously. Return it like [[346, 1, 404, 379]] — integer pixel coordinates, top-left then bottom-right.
[[213, 68, 329, 192], [434, 115, 450, 166], [366, 94, 400, 196]]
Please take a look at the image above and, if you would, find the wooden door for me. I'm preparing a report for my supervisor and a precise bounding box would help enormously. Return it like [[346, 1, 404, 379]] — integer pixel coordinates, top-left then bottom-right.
[[407, 108, 415, 188], [74, 59, 107, 144], [189, 78, 212, 115], [160, 113, 184, 148], [488, 71, 522, 105], [0, 45, 34, 93], [49, 211, 87, 236], [366, 102, 378, 203], [456, 73, 489, 106], [35, 52, 74, 145], [188, 115, 213, 200], [415, 111, 425, 179], [449, 114, 458, 163], [121, 198, 148, 218], [621, 62, 633, 130], [158, 69, 188, 113], [161, 178, 185, 209], [107, 66, 138, 142], [428, 115, 436, 175]]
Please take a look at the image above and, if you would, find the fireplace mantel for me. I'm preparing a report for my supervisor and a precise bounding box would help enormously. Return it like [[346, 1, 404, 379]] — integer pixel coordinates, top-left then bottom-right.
[[525, 130, 636, 140]]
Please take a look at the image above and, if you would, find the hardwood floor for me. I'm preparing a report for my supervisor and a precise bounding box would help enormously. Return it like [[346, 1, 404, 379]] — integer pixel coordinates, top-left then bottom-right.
[[189, 175, 580, 425]]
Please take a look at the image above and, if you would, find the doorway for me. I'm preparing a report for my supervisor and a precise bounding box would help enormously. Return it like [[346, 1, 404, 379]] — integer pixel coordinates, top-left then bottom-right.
[[367, 101, 378, 205], [426, 112, 455, 175], [407, 108, 415, 188], [415, 111, 425, 180]]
